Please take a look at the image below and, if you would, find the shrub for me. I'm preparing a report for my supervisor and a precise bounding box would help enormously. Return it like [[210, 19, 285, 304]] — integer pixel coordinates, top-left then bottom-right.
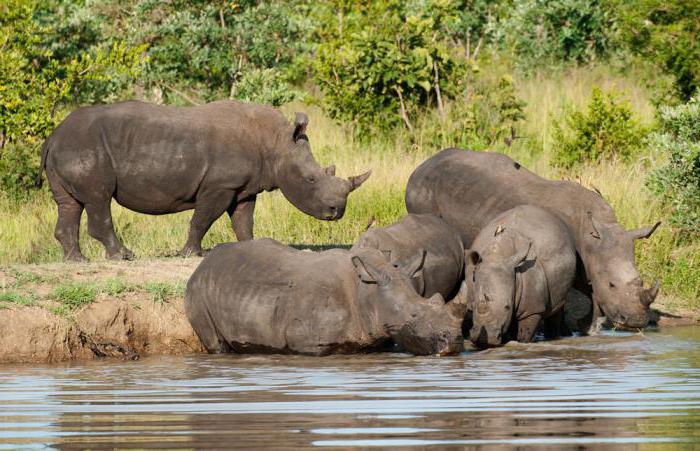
[[312, 0, 469, 134], [233, 68, 300, 107], [646, 97, 700, 234], [504, 0, 613, 67], [551, 87, 646, 167], [615, 0, 700, 101]]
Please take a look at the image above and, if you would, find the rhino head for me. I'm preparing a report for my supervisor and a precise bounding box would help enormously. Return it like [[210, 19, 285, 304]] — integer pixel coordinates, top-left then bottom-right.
[[582, 215, 661, 328], [351, 249, 466, 356], [465, 243, 531, 348], [276, 113, 371, 220]]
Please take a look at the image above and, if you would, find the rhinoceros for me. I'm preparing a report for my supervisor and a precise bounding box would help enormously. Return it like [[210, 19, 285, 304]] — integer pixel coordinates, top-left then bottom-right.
[[465, 206, 577, 347], [38, 100, 371, 261], [351, 214, 464, 300], [406, 149, 660, 329], [185, 238, 468, 356]]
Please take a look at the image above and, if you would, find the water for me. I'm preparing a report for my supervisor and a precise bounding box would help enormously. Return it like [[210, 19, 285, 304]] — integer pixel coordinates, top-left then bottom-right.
[[2, 327, 700, 449]]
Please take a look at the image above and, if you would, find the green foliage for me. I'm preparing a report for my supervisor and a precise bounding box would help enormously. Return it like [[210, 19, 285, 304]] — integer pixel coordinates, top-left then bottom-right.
[[312, 0, 469, 133], [418, 74, 526, 149], [0, 0, 145, 198], [615, 0, 700, 101], [144, 281, 185, 303], [647, 97, 700, 234], [0, 290, 36, 306], [51, 281, 98, 308], [552, 87, 645, 167], [504, 0, 613, 66], [234, 68, 300, 107]]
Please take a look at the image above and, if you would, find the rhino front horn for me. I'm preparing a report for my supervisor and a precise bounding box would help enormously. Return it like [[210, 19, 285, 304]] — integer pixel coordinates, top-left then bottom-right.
[[348, 170, 372, 192], [642, 280, 661, 307]]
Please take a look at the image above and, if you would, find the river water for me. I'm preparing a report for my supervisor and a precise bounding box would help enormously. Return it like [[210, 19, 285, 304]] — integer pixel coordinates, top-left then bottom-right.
[[1, 326, 699, 449]]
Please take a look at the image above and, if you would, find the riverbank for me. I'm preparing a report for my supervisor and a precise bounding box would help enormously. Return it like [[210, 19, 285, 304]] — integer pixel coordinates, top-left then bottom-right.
[[0, 257, 697, 364]]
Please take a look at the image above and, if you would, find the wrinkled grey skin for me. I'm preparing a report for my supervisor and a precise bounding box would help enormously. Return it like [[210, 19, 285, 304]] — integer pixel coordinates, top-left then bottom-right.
[[351, 214, 464, 300], [185, 238, 468, 356], [406, 149, 661, 329], [39, 100, 371, 261], [466, 206, 577, 347]]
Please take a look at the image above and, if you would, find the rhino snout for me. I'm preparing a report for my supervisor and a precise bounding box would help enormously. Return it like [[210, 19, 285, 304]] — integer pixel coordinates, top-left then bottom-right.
[[321, 204, 345, 221], [470, 325, 503, 348]]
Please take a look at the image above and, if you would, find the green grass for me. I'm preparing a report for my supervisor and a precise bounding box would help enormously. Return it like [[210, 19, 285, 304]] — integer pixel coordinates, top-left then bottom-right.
[[144, 281, 186, 303], [0, 63, 697, 308], [0, 291, 36, 307], [51, 282, 99, 308]]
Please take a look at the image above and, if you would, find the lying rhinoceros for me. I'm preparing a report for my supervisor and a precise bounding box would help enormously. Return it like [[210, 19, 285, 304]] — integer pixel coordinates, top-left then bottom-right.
[[465, 205, 577, 347], [185, 238, 468, 356], [39, 100, 370, 261], [406, 148, 660, 329], [351, 214, 464, 300]]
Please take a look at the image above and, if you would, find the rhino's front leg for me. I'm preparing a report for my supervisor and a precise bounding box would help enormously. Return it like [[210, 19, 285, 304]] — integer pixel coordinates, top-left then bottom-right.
[[181, 189, 235, 256], [517, 314, 542, 343], [229, 194, 257, 241]]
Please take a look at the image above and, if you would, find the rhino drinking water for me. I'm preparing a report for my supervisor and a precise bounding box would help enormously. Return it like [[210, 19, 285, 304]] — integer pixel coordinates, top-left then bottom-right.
[[466, 206, 577, 347], [185, 238, 468, 356], [406, 149, 660, 329], [38, 100, 371, 261], [351, 214, 464, 301]]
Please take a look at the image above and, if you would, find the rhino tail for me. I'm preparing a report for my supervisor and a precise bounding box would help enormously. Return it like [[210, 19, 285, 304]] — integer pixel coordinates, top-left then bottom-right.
[[36, 138, 51, 188]]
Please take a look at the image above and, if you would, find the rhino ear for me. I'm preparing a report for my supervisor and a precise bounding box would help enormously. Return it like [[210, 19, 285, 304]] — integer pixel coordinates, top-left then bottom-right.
[[508, 241, 532, 269], [351, 256, 390, 286], [325, 165, 336, 176], [628, 221, 661, 240], [293, 112, 309, 143], [465, 249, 481, 266], [401, 248, 426, 277], [588, 213, 603, 239], [348, 170, 371, 191]]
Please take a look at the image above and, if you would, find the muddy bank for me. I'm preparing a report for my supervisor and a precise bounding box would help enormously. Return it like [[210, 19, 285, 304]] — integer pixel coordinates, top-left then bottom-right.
[[0, 258, 697, 363]]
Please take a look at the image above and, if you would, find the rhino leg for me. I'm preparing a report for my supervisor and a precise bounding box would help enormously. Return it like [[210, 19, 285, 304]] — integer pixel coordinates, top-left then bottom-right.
[[85, 201, 134, 260], [49, 175, 86, 262], [517, 314, 542, 343], [228, 194, 256, 241], [181, 189, 235, 256]]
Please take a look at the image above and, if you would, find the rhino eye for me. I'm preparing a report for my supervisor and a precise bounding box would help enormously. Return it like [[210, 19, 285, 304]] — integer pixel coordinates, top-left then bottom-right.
[[307, 176, 316, 184], [609, 282, 616, 288]]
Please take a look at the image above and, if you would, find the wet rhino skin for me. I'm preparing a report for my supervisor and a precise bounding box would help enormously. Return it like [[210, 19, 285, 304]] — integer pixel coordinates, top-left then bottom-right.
[[185, 238, 467, 356], [352, 214, 464, 300], [406, 148, 660, 328]]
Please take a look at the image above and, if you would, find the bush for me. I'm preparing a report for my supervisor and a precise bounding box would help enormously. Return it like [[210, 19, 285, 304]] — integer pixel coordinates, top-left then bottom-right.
[[504, 0, 613, 67], [615, 0, 700, 101], [312, 0, 469, 134], [646, 97, 700, 234], [233, 68, 300, 107], [551, 87, 645, 167]]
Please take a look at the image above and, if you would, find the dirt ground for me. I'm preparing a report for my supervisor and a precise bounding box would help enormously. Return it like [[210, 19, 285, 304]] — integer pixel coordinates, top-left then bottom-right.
[[0, 257, 697, 363]]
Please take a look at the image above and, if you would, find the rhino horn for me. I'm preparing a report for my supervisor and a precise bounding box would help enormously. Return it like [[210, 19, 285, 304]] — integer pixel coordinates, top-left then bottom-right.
[[642, 280, 660, 307], [447, 281, 470, 319], [348, 170, 371, 191], [628, 221, 661, 241]]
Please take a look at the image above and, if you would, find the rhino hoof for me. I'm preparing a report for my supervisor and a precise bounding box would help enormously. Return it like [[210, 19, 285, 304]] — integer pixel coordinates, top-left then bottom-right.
[[108, 249, 135, 261]]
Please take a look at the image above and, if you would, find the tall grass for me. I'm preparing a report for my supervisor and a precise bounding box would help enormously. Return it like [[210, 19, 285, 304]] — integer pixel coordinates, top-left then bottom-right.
[[0, 64, 697, 306]]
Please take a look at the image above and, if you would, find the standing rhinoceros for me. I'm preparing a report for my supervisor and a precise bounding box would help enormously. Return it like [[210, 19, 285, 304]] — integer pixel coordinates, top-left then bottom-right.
[[38, 100, 371, 261], [406, 148, 660, 329], [466, 206, 577, 347], [351, 214, 464, 300], [185, 238, 468, 356]]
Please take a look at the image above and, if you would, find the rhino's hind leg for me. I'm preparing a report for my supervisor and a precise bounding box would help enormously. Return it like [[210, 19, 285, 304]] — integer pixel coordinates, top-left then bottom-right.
[[50, 180, 86, 262], [85, 201, 135, 260], [181, 190, 235, 256]]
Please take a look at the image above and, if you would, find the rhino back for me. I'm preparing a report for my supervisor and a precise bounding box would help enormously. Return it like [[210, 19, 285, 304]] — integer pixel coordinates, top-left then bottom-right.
[[46, 100, 288, 213], [186, 240, 369, 355], [406, 149, 618, 250]]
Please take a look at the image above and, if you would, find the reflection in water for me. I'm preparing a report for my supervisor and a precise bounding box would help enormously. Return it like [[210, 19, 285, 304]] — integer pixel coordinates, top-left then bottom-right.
[[1, 327, 699, 448]]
